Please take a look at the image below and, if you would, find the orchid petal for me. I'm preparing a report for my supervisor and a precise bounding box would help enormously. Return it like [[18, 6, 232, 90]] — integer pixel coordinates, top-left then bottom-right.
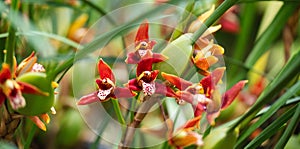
[[126, 79, 141, 91], [200, 67, 225, 96], [135, 20, 149, 43], [176, 91, 194, 104], [221, 80, 248, 110], [194, 104, 206, 117], [161, 72, 192, 90], [154, 82, 176, 97], [0, 64, 12, 83], [202, 24, 222, 37], [18, 81, 49, 96], [16, 52, 37, 76], [206, 111, 220, 126], [182, 115, 201, 130], [77, 91, 99, 105], [40, 113, 50, 124], [152, 53, 168, 63], [171, 130, 203, 148], [29, 116, 46, 131], [136, 58, 153, 76], [125, 52, 140, 64], [98, 59, 115, 83], [114, 87, 137, 98]]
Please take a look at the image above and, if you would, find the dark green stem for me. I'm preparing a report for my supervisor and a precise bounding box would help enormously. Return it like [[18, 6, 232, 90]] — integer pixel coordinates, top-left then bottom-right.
[[24, 123, 37, 149], [191, 0, 238, 45], [4, 0, 19, 69]]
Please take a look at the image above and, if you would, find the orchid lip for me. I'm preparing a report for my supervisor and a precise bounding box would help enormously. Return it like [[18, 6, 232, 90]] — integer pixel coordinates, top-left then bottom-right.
[[97, 87, 113, 101], [141, 81, 155, 96]]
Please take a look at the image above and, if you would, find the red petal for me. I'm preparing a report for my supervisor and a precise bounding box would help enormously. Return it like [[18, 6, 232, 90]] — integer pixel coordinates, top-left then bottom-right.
[[152, 53, 168, 63], [135, 20, 149, 43], [206, 111, 220, 126], [29, 116, 46, 131], [126, 79, 141, 91], [182, 115, 201, 130], [136, 58, 153, 76], [16, 52, 37, 76], [148, 40, 157, 49], [200, 67, 225, 96], [155, 82, 177, 97], [125, 52, 140, 64], [162, 72, 192, 90], [0, 64, 12, 83], [176, 91, 194, 104], [18, 81, 49, 96], [77, 91, 99, 105], [114, 87, 137, 98], [194, 104, 205, 117], [221, 80, 248, 110], [98, 59, 115, 83]]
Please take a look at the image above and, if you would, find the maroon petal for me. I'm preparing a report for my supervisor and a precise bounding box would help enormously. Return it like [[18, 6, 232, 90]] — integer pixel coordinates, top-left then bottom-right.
[[176, 91, 194, 104], [155, 82, 177, 97], [77, 91, 99, 105], [98, 59, 115, 83], [18, 81, 49, 96], [126, 79, 141, 91], [135, 20, 149, 44], [221, 80, 247, 110], [182, 115, 201, 130], [161, 72, 192, 90], [114, 87, 137, 98], [200, 67, 225, 96], [125, 52, 140, 64], [152, 53, 168, 63], [136, 58, 153, 76], [0, 64, 12, 83], [194, 104, 205, 117], [148, 40, 157, 49], [206, 110, 220, 126]]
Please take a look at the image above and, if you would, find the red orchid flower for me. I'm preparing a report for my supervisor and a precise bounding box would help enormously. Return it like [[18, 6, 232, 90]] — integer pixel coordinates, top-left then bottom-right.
[[126, 58, 175, 97], [0, 63, 48, 110], [162, 68, 247, 125], [125, 20, 167, 64], [168, 116, 203, 149], [77, 59, 136, 105]]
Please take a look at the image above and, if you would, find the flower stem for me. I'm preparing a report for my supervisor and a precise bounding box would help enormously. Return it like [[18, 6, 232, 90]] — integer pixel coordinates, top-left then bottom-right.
[[4, 0, 19, 69], [24, 123, 37, 149], [111, 99, 126, 125], [120, 95, 158, 148], [191, 0, 238, 45]]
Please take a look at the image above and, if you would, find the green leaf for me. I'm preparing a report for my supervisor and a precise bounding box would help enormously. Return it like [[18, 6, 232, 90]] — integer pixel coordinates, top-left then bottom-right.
[[275, 103, 300, 149], [169, 0, 195, 41], [229, 49, 300, 134], [153, 33, 193, 76], [245, 3, 300, 68], [244, 105, 297, 149], [235, 81, 300, 147]]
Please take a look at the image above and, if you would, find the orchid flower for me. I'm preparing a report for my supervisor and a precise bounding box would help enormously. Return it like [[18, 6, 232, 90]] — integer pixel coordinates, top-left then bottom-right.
[[168, 116, 203, 149], [192, 39, 224, 76], [0, 53, 48, 110], [162, 67, 247, 125], [126, 58, 176, 97], [125, 20, 167, 64], [77, 59, 136, 105]]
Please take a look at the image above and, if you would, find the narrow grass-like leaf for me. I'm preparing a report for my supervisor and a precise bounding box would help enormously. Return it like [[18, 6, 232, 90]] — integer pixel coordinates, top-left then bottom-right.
[[229, 49, 300, 132], [274, 103, 300, 149], [229, 3, 256, 80], [235, 81, 300, 147], [245, 3, 299, 68], [244, 104, 297, 149]]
